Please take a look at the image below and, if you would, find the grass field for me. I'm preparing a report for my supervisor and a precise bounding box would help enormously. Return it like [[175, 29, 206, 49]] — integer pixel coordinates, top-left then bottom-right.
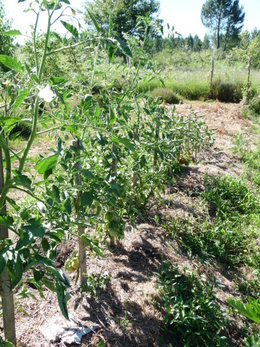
[[139, 49, 260, 101]]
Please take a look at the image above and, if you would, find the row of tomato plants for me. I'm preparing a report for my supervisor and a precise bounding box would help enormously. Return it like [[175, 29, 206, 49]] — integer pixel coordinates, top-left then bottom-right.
[[0, 1, 213, 345]]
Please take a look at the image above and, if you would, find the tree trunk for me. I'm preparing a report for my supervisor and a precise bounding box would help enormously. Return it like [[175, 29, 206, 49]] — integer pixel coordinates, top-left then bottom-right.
[[73, 140, 87, 285], [0, 148, 16, 345], [217, 13, 221, 49]]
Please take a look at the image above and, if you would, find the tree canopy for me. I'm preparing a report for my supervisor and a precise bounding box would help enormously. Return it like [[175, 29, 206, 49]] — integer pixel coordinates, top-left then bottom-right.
[[84, 0, 161, 39], [201, 0, 245, 49]]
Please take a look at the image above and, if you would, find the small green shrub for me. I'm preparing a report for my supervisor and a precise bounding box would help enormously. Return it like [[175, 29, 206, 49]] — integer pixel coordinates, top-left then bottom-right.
[[249, 95, 260, 115], [155, 262, 228, 346], [210, 78, 243, 103], [152, 87, 182, 104]]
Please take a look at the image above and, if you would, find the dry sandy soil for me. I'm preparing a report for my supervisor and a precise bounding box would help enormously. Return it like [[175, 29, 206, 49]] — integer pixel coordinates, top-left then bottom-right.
[[2, 101, 258, 347]]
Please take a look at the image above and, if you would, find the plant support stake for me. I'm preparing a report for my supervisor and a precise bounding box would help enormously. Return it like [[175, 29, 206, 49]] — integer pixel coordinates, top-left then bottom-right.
[[73, 139, 87, 285], [0, 147, 16, 345]]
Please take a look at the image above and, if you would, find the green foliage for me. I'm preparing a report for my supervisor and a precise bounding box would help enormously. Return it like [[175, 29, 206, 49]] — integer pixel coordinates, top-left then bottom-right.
[[244, 334, 260, 347], [210, 78, 243, 102], [84, 0, 161, 39], [152, 87, 182, 104], [168, 216, 259, 266], [165, 175, 259, 267], [0, 0, 13, 59], [81, 272, 111, 297], [203, 175, 259, 219], [0, 338, 14, 347], [236, 269, 260, 299], [155, 262, 228, 346], [227, 297, 260, 323], [249, 95, 260, 116], [242, 143, 260, 188]]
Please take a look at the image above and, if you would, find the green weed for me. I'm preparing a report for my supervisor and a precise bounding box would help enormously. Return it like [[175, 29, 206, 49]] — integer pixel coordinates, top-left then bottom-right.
[[243, 144, 260, 188], [155, 262, 228, 346], [81, 272, 111, 297], [203, 175, 259, 220], [165, 176, 259, 267]]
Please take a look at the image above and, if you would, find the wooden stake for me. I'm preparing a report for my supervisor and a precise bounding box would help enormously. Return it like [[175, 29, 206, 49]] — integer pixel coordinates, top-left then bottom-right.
[[0, 148, 16, 345], [73, 140, 87, 285]]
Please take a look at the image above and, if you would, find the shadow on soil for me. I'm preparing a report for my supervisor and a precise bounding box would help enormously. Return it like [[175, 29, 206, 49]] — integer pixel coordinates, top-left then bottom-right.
[[78, 237, 166, 346]]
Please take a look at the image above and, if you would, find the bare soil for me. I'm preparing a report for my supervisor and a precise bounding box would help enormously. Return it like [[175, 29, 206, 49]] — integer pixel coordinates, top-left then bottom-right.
[[2, 101, 258, 347]]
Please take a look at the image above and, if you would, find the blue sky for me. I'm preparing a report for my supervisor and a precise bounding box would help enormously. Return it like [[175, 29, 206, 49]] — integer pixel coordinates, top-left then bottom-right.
[[3, 0, 260, 41]]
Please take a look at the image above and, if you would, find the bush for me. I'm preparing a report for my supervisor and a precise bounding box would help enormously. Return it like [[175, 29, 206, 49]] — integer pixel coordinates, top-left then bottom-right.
[[152, 87, 182, 104], [155, 262, 228, 346], [210, 78, 243, 103]]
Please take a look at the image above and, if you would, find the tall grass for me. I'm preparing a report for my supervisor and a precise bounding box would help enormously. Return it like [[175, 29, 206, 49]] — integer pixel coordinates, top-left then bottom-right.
[[143, 49, 260, 102]]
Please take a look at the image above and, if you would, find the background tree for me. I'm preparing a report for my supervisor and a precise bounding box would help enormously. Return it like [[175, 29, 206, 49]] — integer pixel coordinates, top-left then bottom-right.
[[202, 34, 211, 49], [84, 0, 161, 40], [201, 0, 245, 49], [193, 35, 203, 52], [0, 0, 13, 57]]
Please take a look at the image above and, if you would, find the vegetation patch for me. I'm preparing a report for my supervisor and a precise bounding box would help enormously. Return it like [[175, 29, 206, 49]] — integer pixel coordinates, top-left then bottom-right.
[[210, 78, 243, 103], [155, 262, 228, 347]]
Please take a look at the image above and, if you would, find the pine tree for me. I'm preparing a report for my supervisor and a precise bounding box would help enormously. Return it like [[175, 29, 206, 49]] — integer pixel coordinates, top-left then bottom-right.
[[201, 0, 244, 49]]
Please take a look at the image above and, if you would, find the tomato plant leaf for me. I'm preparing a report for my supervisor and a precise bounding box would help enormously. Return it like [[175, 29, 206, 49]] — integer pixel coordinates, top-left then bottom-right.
[[0, 55, 22, 72], [56, 283, 69, 320], [112, 136, 135, 151], [81, 191, 94, 208], [12, 89, 29, 111], [61, 20, 78, 38], [36, 154, 58, 175], [13, 174, 32, 189], [3, 30, 22, 37]]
